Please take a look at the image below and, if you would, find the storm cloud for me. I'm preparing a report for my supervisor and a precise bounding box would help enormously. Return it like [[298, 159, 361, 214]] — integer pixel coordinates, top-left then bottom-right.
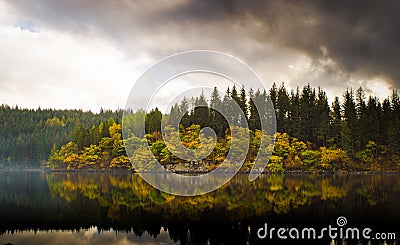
[[164, 0, 400, 88], [1, 0, 399, 110]]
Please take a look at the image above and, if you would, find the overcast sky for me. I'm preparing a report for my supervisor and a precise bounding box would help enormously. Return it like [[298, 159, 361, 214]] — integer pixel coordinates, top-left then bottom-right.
[[1, 0, 399, 112]]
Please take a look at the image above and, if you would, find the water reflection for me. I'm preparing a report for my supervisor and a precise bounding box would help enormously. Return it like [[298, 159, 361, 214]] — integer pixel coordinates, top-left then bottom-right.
[[0, 227, 177, 245], [0, 170, 399, 244]]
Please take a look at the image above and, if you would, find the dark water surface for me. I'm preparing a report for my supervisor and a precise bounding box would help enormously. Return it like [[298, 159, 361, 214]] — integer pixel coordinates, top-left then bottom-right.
[[0, 170, 399, 244]]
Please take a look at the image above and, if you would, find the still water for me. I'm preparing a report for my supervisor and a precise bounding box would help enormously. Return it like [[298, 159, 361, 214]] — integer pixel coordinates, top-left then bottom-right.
[[0, 170, 399, 244]]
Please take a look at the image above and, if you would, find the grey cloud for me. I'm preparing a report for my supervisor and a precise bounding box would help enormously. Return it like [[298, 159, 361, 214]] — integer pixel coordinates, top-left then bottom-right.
[[169, 0, 400, 87], [6, 0, 400, 89]]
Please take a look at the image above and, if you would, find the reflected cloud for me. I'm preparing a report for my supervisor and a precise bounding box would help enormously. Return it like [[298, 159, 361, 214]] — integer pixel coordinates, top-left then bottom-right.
[[0, 227, 177, 245]]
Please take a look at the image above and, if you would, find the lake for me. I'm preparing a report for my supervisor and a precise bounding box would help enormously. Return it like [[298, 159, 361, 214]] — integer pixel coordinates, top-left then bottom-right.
[[0, 170, 398, 244]]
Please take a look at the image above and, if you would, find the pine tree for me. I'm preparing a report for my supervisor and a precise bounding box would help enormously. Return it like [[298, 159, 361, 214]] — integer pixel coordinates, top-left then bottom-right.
[[238, 86, 248, 127], [222, 87, 234, 127], [299, 84, 317, 146], [192, 91, 209, 128], [276, 83, 290, 133], [316, 87, 330, 147], [288, 87, 301, 139], [248, 88, 260, 131], [179, 97, 191, 128], [330, 96, 342, 148], [269, 82, 278, 110], [365, 96, 382, 146], [168, 104, 181, 129], [210, 87, 225, 137], [145, 108, 162, 134], [381, 98, 391, 162], [342, 89, 357, 155], [356, 87, 367, 150], [231, 85, 241, 125]]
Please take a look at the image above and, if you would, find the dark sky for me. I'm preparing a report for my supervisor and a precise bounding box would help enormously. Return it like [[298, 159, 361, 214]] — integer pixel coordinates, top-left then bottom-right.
[[1, 0, 399, 110]]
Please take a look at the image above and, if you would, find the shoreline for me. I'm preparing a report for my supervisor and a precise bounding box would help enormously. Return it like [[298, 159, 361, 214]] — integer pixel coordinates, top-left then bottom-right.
[[2, 167, 400, 175]]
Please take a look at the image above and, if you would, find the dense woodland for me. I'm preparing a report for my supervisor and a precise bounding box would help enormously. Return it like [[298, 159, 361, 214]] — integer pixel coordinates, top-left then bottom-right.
[[1, 83, 400, 171], [0, 106, 121, 166]]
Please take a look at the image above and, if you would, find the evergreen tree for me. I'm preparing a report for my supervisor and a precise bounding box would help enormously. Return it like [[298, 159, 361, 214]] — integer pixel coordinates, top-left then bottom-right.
[[269, 82, 278, 110], [276, 83, 290, 133], [238, 86, 248, 127], [145, 108, 162, 134], [230, 85, 241, 125], [365, 96, 382, 145], [316, 87, 330, 147], [330, 96, 342, 148], [342, 89, 357, 155], [356, 87, 367, 150], [192, 91, 209, 128], [299, 84, 317, 146], [179, 97, 191, 128], [209, 87, 225, 136], [222, 87, 234, 127], [248, 88, 260, 131], [288, 87, 301, 139], [168, 104, 181, 129]]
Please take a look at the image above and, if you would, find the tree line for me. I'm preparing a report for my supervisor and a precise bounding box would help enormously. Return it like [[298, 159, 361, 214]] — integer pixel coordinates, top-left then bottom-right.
[[44, 83, 400, 172], [165, 83, 400, 166], [0, 105, 121, 166], [2, 82, 400, 170]]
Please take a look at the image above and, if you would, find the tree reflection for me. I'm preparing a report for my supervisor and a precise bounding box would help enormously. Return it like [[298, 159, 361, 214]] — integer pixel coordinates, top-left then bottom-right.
[[0, 171, 399, 244]]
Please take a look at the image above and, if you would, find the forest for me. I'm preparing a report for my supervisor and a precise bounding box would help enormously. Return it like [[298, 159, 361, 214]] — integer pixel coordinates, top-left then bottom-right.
[[0, 105, 121, 166], [1, 83, 400, 172]]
